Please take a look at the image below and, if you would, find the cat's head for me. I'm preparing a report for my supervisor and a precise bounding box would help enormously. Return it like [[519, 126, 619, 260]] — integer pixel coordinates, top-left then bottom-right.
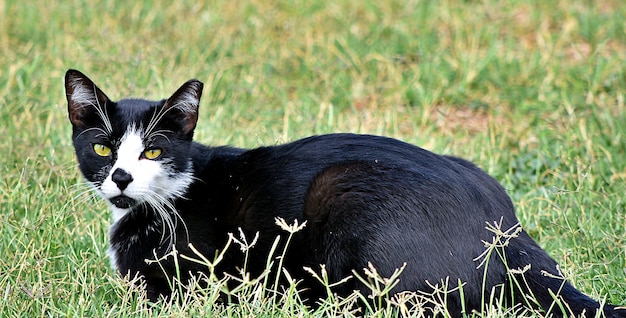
[[65, 69, 203, 222]]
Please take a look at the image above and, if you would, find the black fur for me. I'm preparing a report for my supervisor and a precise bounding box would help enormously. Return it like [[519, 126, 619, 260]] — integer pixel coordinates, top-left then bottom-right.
[[66, 69, 625, 317]]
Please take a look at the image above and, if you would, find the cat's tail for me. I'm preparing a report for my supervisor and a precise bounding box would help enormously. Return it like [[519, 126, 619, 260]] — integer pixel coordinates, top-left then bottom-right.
[[506, 232, 625, 318]]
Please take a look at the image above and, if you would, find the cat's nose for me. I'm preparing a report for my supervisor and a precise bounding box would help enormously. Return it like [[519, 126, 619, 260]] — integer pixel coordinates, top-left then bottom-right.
[[111, 168, 133, 190]]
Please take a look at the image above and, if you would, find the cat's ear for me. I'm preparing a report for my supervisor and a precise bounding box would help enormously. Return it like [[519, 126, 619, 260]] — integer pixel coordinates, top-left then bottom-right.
[[65, 69, 111, 128], [162, 79, 203, 135]]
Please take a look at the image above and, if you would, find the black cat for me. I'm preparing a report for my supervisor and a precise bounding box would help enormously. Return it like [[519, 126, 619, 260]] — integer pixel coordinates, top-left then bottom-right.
[[65, 69, 624, 317]]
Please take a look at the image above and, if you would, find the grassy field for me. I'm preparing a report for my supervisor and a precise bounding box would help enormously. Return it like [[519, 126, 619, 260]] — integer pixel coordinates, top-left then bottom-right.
[[1, 0, 625, 316]]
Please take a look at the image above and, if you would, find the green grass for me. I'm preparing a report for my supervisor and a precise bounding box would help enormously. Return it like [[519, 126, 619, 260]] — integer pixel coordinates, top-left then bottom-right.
[[1, 0, 625, 316]]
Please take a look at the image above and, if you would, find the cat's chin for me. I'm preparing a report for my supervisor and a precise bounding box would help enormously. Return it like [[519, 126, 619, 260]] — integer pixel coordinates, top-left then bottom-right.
[[109, 195, 137, 209]]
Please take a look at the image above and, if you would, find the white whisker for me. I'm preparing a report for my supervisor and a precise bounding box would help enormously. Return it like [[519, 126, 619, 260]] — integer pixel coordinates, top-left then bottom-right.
[[141, 188, 191, 251], [91, 86, 113, 134], [144, 106, 171, 139], [75, 126, 109, 139], [146, 130, 172, 143]]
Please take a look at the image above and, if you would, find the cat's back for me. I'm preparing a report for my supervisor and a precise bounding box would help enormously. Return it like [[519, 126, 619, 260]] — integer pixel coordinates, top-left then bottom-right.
[[236, 133, 484, 187], [210, 133, 511, 221], [241, 133, 450, 171]]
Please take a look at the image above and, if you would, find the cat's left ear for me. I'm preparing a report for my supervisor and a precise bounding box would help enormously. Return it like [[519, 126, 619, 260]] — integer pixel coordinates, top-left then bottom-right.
[[163, 79, 204, 135]]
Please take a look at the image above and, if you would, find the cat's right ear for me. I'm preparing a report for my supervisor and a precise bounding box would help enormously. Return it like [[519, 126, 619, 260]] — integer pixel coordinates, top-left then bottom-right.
[[65, 69, 110, 128], [163, 79, 204, 136]]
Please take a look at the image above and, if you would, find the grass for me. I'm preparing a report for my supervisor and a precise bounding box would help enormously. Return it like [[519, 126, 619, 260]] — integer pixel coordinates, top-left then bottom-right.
[[1, 0, 625, 316]]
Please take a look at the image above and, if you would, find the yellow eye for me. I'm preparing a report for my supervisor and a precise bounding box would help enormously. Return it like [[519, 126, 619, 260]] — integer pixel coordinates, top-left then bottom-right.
[[143, 148, 162, 160], [93, 144, 112, 157]]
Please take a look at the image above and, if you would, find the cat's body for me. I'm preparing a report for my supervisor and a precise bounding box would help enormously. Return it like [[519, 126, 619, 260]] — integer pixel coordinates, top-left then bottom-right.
[[65, 69, 624, 317]]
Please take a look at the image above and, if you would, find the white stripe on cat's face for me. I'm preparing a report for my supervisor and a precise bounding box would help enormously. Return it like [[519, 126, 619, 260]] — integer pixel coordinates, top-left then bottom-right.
[[99, 128, 153, 220], [99, 127, 192, 223]]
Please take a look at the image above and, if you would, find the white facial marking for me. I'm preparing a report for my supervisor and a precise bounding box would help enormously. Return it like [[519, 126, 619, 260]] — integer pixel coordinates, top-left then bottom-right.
[[100, 127, 194, 225], [100, 128, 144, 197], [100, 128, 157, 221]]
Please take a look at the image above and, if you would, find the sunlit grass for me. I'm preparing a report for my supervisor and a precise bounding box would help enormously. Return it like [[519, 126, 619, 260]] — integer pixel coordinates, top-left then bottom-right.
[[1, 0, 624, 316]]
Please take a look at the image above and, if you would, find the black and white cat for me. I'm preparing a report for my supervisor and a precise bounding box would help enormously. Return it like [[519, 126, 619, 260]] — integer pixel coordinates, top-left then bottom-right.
[[65, 69, 624, 317]]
